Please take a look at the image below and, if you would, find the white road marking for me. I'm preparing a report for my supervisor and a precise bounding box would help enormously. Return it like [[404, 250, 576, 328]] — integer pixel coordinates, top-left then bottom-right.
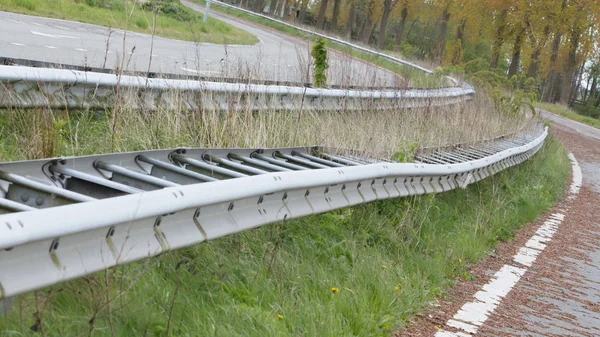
[[56, 34, 78, 39], [568, 153, 582, 196], [55, 25, 71, 31], [8, 19, 23, 24], [435, 153, 582, 336], [76, 48, 87, 52], [31, 30, 58, 38], [31, 22, 44, 27], [44, 45, 58, 49], [180, 67, 198, 73], [11, 43, 26, 47], [168, 56, 177, 59]]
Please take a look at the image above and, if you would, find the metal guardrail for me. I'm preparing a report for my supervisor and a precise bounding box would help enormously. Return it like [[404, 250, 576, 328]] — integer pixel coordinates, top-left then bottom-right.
[[0, 65, 473, 110], [0, 126, 547, 298]]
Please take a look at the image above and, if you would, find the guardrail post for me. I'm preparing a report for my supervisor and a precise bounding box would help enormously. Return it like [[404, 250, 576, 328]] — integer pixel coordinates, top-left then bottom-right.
[[204, 0, 212, 23]]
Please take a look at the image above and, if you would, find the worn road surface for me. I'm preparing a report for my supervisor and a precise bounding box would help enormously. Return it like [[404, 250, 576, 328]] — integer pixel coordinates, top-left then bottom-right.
[[476, 114, 600, 336], [405, 112, 600, 337], [0, 5, 401, 86]]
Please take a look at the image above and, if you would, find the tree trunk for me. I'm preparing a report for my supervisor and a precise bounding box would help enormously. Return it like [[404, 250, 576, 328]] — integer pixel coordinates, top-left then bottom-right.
[[330, 0, 341, 31], [240, 0, 248, 8], [508, 25, 525, 78], [542, 31, 563, 102], [527, 24, 550, 78], [298, 0, 308, 23], [560, 25, 582, 104], [252, 0, 263, 13], [393, 4, 408, 51], [451, 19, 466, 65], [346, 3, 356, 38], [435, 6, 451, 65], [269, 0, 278, 15], [359, 0, 375, 44], [586, 75, 597, 104], [570, 63, 585, 106], [316, 0, 329, 29], [377, 0, 394, 49], [281, 0, 290, 18], [490, 9, 508, 69]]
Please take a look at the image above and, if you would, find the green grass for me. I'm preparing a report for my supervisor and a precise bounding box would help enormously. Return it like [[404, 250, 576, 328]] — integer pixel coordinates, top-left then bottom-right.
[[192, 0, 447, 88], [0, 135, 569, 336], [0, 0, 258, 45], [536, 102, 600, 130]]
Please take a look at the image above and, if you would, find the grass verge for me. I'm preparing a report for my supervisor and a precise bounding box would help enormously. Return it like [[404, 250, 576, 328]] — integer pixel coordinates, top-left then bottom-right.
[[190, 0, 446, 88], [0, 134, 568, 336], [536, 102, 600, 130], [0, 0, 257, 45]]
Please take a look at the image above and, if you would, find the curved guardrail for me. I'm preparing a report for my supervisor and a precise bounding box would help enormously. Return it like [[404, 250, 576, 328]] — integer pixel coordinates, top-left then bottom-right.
[[0, 65, 473, 110], [0, 126, 546, 298]]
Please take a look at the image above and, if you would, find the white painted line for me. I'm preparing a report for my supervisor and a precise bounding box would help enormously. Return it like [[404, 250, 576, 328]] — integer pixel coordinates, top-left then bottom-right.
[[436, 153, 582, 335], [568, 153, 582, 196], [31, 30, 76, 39], [31, 22, 44, 27], [76, 48, 87, 52], [180, 67, 198, 73], [10, 43, 25, 47], [168, 56, 177, 59], [447, 319, 478, 334], [55, 25, 71, 31], [8, 19, 23, 24], [56, 34, 78, 39], [44, 45, 58, 49], [152, 54, 159, 58], [31, 30, 57, 38]]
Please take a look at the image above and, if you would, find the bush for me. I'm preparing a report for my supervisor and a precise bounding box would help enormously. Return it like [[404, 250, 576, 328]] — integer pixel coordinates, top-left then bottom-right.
[[141, 0, 196, 22], [464, 58, 488, 74]]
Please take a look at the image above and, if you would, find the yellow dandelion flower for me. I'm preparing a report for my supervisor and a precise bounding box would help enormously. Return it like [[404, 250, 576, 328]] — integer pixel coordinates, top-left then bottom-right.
[[394, 286, 400, 291], [382, 265, 388, 269], [331, 287, 339, 294], [434, 326, 443, 331], [458, 258, 462, 263], [277, 314, 284, 320]]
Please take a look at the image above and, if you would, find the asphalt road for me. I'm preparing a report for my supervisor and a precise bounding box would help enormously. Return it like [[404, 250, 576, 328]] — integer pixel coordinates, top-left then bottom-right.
[[479, 112, 600, 336], [0, 7, 401, 86]]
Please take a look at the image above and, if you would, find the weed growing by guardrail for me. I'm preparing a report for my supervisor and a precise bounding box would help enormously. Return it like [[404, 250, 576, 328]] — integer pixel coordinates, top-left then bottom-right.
[[311, 38, 328, 88]]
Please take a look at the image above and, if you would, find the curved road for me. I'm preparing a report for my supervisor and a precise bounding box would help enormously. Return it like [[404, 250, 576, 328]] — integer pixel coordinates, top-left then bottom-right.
[[0, 6, 401, 86]]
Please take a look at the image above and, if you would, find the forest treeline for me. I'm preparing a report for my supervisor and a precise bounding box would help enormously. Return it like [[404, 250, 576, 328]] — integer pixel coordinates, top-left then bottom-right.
[[230, 0, 600, 114]]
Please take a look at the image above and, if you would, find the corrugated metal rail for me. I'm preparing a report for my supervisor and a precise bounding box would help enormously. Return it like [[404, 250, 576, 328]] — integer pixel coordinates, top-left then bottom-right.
[[0, 65, 473, 111], [0, 126, 546, 299]]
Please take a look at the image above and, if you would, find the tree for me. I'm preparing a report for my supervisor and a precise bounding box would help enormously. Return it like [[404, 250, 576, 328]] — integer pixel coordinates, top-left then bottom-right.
[[377, 0, 396, 49], [393, 0, 409, 51], [253, 0, 264, 13], [330, 0, 342, 31], [316, 0, 329, 29]]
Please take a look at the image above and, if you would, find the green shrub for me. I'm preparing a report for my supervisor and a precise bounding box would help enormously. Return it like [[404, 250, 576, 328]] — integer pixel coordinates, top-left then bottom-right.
[[311, 38, 329, 88], [141, 0, 195, 22], [464, 58, 488, 74]]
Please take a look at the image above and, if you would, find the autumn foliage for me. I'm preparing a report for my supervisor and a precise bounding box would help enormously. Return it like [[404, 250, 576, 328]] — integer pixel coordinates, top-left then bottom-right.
[[243, 0, 600, 109]]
